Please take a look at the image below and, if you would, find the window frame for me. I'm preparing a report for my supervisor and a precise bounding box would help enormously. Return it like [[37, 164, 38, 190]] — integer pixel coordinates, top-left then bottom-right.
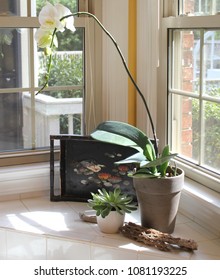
[[159, 1, 220, 192], [0, 0, 98, 166]]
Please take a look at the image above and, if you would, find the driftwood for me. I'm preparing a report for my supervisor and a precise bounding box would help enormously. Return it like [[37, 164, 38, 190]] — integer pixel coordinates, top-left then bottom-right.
[[79, 212, 97, 223], [80, 213, 198, 252], [120, 222, 198, 252]]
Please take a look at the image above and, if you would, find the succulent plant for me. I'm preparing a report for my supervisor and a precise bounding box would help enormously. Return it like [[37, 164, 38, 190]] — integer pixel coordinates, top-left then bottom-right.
[[88, 187, 137, 218]]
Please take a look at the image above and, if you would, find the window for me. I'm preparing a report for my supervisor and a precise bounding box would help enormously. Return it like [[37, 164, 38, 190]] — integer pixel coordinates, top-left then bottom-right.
[[160, 0, 220, 192], [180, 0, 220, 15], [0, 0, 94, 165], [170, 29, 220, 173]]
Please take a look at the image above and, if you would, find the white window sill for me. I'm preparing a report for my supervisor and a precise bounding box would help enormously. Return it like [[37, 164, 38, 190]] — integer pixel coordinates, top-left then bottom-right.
[[180, 177, 220, 236], [0, 163, 219, 236]]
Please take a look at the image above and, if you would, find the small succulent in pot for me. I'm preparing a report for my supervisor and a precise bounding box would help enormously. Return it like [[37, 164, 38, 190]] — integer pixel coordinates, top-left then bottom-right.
[[88, 187, 137, 218]]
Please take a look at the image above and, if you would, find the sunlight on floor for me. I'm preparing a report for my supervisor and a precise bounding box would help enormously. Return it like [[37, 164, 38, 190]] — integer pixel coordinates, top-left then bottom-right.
[[7, 211, 69, 233]]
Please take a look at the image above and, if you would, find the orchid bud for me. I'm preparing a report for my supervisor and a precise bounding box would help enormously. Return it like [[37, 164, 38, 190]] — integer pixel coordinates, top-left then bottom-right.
[[44, 47, 52, 56]]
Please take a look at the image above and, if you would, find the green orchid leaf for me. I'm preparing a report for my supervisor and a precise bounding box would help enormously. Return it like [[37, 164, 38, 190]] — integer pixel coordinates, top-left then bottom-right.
[[91, 121, 152, 152], [140, 160, 150, 168], [127, 167, 159, 178], [114, 152, 146, 165], [141, 153, 178, 169], [159, 145, 170, 177], [144, 143, 156, 161]]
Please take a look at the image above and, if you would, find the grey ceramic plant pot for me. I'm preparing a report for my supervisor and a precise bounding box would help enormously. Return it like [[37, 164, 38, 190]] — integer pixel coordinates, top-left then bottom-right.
[[133, 168, 184, 233]]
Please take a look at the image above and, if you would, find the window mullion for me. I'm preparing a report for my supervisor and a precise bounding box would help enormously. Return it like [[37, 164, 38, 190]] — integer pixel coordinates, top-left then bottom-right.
[[199, 29, 205, 166], [29, 27, 36, 149]]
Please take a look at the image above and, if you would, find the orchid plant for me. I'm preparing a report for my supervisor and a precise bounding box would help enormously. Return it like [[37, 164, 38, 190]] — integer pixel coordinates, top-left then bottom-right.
[[36, 2, 178, 179], [35, 2, 157, 146]]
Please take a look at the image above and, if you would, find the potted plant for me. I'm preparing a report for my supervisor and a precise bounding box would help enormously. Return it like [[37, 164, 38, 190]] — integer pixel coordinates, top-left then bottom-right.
[[35, 3, 184, 234], [90, 121, 184, 233], [88, 187, 137, 233]]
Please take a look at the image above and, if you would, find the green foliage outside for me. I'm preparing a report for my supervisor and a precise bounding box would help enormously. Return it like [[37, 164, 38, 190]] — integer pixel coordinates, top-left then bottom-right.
[[38, 52, 83, 98], [192, 87, 220, 171], [36, 0, 78, 15]]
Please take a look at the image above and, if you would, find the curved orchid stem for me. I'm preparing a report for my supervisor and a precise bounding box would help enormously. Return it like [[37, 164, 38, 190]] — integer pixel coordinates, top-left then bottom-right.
[[37, 12, 158, 156]]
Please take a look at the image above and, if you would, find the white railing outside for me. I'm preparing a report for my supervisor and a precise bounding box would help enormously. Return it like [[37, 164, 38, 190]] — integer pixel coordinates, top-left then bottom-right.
[[23, 93, 83, 148]]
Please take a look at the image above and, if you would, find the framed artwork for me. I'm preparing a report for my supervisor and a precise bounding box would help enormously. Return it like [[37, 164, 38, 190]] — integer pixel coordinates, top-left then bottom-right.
[[50, 135, 137, 202]]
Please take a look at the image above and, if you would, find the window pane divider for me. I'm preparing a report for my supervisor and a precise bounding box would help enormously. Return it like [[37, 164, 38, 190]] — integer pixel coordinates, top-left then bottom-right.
[[169, 88, 220, 103], [199, 29, 205, 167], [0, 85, 84, 94], [169, 88, 199, 97], [163, 15, 220, 29], [0, 17, 39, 28]]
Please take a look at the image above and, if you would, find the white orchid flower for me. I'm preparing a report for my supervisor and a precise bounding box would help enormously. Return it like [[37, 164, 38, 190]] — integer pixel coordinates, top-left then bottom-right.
[[38, 2, 64, 32], [55, 4, 76, 32], [35, 27, 58, 49], [36, 2, 76, 49]]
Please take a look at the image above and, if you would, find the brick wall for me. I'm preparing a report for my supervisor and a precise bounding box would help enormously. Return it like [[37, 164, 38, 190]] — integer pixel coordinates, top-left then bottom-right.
[[181, 1, 194, 158]]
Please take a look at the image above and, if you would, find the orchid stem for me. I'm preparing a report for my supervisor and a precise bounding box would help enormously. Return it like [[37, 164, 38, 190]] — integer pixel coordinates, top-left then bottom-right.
[[37, 12, 158, 156]]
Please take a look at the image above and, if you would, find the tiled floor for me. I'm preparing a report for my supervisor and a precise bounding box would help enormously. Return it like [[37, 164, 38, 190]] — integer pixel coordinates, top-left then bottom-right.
[[0, 195, 220, 259]]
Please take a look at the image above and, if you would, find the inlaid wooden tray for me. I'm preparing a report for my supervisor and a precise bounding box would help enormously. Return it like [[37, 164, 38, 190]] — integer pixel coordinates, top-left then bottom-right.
[[50, 135, 137, 202]]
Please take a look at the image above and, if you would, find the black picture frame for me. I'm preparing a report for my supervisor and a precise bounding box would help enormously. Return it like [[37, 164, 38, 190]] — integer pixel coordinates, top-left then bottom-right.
[[50, 135, 137, 202]]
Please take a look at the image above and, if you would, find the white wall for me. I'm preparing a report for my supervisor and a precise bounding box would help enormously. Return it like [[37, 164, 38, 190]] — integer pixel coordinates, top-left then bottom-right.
[[102, 0, 128, 122], [136, 0, 159, 138], [101, 0, 159, 138]]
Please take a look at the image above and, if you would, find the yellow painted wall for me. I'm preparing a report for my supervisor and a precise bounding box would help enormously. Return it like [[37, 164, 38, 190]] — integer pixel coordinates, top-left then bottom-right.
[[128, 0, 137, 125]]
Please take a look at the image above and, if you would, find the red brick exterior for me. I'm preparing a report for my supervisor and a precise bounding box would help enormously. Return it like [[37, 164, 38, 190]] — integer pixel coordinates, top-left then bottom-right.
[[180, 1, 194, 158]]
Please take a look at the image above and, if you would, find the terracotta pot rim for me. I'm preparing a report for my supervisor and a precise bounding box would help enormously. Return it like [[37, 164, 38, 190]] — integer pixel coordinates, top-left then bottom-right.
[[133, 168, 184, 195]]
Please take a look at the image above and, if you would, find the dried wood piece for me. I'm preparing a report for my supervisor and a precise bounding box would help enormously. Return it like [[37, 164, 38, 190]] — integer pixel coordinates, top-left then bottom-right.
[[79, 212, 97, 223], [120, 222, 198, 251]]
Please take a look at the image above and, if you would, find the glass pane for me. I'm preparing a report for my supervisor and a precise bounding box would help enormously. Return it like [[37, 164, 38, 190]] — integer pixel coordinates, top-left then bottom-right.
[[0, 92, 27, 152], [60, 114, 82, 135], [37, 28, 84, 89], [171, 95, 196, 162], [0, 28, 30, 88], [203, 100, 220, 172], [181, 0, 220, 16], [36, 0, 78, 15], [0, 0, 78, 16], [191, 98, 200, 163], [0, 0, 27, 16], [172, 29, 220, 97], [203, 30, 220, 97], [172, 30, 199, 94]]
